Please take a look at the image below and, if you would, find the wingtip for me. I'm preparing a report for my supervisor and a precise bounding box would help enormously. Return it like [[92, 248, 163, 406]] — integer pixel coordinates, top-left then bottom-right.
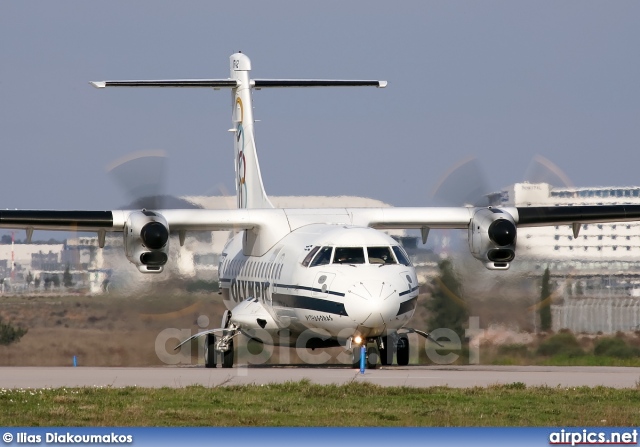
[[90, 81, 106, 89], [378, 81, 388, 88]]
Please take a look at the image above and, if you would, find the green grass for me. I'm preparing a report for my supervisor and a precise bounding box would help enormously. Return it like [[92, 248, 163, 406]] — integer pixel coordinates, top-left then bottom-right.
[[1, 381, 640, 426]]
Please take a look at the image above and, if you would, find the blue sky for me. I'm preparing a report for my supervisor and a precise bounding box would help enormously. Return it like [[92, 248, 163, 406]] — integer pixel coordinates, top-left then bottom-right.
[[1, 1, 639, 210]]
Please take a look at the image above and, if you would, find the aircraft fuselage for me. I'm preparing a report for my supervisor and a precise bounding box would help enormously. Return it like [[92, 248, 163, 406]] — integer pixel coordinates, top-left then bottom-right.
[[218, 224, 419, 348]]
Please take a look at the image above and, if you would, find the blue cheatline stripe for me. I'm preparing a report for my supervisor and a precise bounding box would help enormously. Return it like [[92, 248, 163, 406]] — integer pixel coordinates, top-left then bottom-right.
[[396, 296, 418, 315], [272, 293, 348, 316], [399, 285, 419, 297], [274, 283, 346, 297]]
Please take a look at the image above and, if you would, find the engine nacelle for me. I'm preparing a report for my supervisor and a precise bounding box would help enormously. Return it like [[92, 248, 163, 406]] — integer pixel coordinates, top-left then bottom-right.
[[124, 210, 170, 273], [468, 208, 517, 270]]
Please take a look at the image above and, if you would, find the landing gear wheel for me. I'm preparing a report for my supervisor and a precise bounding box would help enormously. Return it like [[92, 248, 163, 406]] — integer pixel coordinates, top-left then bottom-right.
[[351, 347, 363, 369], [379, 336, 391, 366], [204, 333, 217, 368], [366, 346, 379, 369], [396, 335, 410, 366], [222, 339, 234, 368]]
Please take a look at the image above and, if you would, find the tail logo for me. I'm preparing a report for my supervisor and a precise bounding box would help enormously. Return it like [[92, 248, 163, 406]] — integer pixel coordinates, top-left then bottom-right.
[[235, 97, 247, 208]]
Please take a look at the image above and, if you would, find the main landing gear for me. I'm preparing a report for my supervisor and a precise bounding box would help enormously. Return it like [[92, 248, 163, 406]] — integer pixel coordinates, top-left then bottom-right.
[[204, 311, 237, 369], [204, 334, 217, 368]]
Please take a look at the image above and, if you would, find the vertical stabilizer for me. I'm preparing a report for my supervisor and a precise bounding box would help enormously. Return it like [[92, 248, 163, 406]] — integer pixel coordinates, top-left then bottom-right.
[[230, 53, 274, 209]]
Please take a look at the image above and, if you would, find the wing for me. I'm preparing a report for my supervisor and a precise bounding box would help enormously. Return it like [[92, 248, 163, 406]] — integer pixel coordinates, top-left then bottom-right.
[[346, 204, 640, 270], [345, 205, 640, 230], [4, 205, 640, 272], [0, 208, 267, 273]]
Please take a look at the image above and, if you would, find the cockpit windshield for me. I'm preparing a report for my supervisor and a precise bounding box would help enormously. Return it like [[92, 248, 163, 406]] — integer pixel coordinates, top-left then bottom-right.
[[367, 246, 396, 265], [333, 247, 365, 264], [302, 246, 320, 267], [305, 245, 412, 267], [392, 245, 412, 266], [309, 246, 333, 267]]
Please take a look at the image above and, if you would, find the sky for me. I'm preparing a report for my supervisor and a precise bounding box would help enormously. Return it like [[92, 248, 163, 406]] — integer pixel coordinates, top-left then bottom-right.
[[1, 1, 639, 211]]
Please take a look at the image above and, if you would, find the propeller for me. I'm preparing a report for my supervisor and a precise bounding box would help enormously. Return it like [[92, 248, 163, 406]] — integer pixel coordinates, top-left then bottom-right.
[[431, 156, 492, 207], [523, 154, 574, 188], [102, 150, 206, 292], [431, 154, 573, 207], [106, 150, 201, 210]]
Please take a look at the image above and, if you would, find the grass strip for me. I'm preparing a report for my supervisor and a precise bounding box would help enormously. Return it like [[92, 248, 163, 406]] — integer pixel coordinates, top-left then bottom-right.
[[1, 380, 640, 426]]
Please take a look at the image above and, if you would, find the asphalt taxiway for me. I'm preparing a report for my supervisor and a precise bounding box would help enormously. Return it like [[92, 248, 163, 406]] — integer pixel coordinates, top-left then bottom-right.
[[1, 365, 639, 389]]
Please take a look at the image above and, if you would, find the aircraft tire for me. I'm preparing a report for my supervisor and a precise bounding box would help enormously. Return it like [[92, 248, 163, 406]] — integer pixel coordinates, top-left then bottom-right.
[[379, 336, 391, 366], [204, 334, 217, 368], [222, 339, 234, 368], [366, 346, 379, 369], [396, 336, 410, 366], [351, 348, 362, 369]]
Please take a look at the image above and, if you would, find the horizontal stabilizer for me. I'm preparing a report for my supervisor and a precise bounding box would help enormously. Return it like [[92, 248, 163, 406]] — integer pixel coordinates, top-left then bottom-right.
[[252, 79, 387, 88], [90, 79, 239, 89], [90, 79, 387, 89]]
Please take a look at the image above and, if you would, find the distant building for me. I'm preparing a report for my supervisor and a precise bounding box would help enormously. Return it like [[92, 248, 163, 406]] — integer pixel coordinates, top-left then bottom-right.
[[497, 183, 640, 266], [0, 244, 64, 275]]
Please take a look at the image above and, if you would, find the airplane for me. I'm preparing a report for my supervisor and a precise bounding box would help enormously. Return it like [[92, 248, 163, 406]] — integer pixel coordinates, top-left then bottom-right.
[[3, 52, 640, 369]]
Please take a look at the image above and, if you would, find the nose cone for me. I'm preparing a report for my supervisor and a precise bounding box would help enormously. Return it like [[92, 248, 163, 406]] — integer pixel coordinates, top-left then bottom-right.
[[344, 278, 403, 336]]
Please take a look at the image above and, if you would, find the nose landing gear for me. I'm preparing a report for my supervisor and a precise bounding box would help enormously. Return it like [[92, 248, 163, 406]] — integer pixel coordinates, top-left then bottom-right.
[[351, 344, 380, 369], [351, 334, 412, 369], [378, 334, 410, 366], [352, 331, 419, 368]]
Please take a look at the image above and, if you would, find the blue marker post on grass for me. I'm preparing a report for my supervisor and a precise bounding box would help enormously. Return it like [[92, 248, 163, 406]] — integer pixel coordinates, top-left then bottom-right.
[[359, 345, 365, 374], [73, 356, 77, 367]]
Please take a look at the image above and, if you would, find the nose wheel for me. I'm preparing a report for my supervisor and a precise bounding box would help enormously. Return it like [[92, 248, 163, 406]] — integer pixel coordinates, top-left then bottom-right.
[[379, 335, 391, 365], [396, 335, 410, 366], [376, 334, 411, 366], [351, 344, 380, 369]]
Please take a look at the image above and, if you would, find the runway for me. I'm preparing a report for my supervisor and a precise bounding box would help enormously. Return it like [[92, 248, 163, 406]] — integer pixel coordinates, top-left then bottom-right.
[[1, 365, 639, 389]]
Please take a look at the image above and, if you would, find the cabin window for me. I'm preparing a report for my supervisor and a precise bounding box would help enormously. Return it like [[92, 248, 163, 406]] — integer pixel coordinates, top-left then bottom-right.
[[392, 246, 412, 266], [333, 247, 365, 264], [310, 246, 333, 267], [367, 246, 396, 265], [302, 246, 320, 267]]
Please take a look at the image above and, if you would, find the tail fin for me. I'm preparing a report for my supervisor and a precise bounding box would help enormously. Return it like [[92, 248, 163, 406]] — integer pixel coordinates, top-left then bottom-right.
[[230, 53, 273, 209], [91, 53, 386, 210]]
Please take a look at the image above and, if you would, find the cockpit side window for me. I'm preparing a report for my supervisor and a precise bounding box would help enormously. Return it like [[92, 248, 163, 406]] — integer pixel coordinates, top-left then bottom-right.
[[309, 246, 333, 267], [333, 247, 365, 264], [367, 246, 396, 265], [392, 246, 412, 266], [302, 246, 320, 267]]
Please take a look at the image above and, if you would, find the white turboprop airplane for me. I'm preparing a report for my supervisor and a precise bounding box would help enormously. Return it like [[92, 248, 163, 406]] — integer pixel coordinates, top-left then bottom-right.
[[3, 52, 640, 368]]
